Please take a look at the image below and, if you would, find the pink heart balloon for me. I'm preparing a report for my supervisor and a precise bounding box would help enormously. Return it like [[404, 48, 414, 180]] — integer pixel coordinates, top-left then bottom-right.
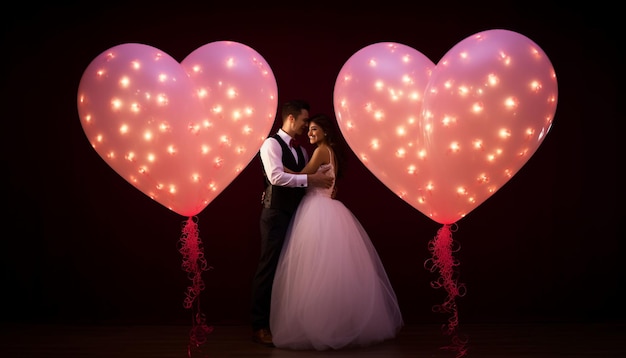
[[334, 30, 558, 224], [77, 42, 277, 217]]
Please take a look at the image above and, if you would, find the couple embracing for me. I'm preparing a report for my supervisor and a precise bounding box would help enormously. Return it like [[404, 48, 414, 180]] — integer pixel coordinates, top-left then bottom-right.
[[250, 100, 403, 350]]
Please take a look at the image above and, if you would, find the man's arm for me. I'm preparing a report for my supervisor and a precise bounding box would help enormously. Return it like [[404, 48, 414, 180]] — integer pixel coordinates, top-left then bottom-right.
[[259, 137, 307, 188]]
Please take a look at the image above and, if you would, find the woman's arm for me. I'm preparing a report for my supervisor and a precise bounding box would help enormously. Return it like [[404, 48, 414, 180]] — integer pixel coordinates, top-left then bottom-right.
[[293, 146, 330, 174]]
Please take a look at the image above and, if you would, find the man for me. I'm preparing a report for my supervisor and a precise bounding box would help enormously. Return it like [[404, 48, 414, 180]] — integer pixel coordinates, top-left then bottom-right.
[[251, 100, 334, 346]]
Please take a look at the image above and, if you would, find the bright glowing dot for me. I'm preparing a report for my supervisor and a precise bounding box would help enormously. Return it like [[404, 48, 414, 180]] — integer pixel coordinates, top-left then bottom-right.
[[168, 185, 176, 194], [84, 114, 92, 123], [244, 107, 253, 116], [167, 145, 176, 155], [426, 182, 434, 191], [374, 80, 384, 91], [227, 88, 237, 98], [531, 47, 541, 58], [370, 139, 380, 150], [499, 128, 511, 138], [505, 97, 518, 109], [407, 165, 417, 174], [226, 57, 235, 67], [147, 153, 155, 162], [198, 88, 208, 98], [213, 157, 224, 168], [111, 98, 122, 110], [243, 125, 252, 135], [202, 119, 213, 128], [459, 51, 469, 59], [477, 173, 489, 184], [396, 126, 406, 136], [96, 134, 103, 143], [449, 142, 460, 153], [518, 148, 529, 157], [499, 51, 512, 65], [192, 65, 201, 73], [487, 73, 498, 86], [130, 103, 140, 113], [374, 111, 384, 121], [472, 139, 483, 150], [189, 123, 200, 135], [106, 151, 115, 159], [442, 115, 455, 127], [402, 74, 412, 84], [530, 80, 542, 92], [236, 145, 246, 155], [456, 186, 468, 196], [208, 181, 217, 191], [144, 131, 153, 141], [213, 105, 223, 114], [119, 124, 129, 134], [120, 77, 130, 87], [487, 153, 496, 162], [368, 59, 377, 67], [396, 148, 406, 158], [359, 153, 369, 164], [488, 186, 497, 193], [468, 197, 476, 204], [156, 183, 163, 190], [158, 73, 168, 82], [418, 149, 427, 159], [156, 94, 168, 105], [96, 69, 105, 77], [220, 135, 231, 146], [458, 86, 469, 96], [131, 61, 140, 69], [125, 152, 135, 161], [232, 110, 242, 120], [139, 166, 147, 174], [192, 173, 200, 182], [201, 145, 210, 154], [504, 169, 513, 178], [389, 88, 400, 101], [525, 127, 535, 140], [444, 80, 453, 89], [159, 122, 170, 132], [472, 102, 484, 113]]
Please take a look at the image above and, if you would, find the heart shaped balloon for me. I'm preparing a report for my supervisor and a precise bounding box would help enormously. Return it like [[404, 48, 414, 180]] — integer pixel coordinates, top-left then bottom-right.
[[334, 30, 558, 224], [77, 41, 277, 217]]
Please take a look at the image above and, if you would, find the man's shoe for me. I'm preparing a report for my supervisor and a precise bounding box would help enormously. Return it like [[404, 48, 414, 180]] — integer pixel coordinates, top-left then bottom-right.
[[252, 328, 274, 347]]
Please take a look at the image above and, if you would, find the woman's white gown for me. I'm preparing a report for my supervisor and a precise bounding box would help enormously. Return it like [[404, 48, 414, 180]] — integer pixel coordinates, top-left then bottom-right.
[[270, 153, 403, 350]]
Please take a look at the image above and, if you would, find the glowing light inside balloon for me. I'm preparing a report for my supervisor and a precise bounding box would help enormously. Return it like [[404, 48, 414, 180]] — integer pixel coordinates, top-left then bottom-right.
[[77, 41, 278, 217], [334, 30, 558, 225]]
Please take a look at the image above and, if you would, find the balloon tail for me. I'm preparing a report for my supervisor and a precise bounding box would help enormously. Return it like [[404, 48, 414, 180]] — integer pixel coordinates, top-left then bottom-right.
[[425, 223, 468, 357], [179, 216, 213, 357]]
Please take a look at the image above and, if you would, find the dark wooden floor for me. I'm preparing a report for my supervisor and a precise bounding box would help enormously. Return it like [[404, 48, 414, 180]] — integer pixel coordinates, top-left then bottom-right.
[[1, 322, 625, 357]]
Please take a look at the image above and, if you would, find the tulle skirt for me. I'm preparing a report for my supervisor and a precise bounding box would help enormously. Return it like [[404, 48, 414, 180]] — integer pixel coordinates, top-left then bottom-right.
[[270, 193, 403, 350]]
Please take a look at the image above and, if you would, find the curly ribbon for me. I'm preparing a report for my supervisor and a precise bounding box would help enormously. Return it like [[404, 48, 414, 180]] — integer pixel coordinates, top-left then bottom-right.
[[179, 216, 213, 357], [425, 223, 468, 357]]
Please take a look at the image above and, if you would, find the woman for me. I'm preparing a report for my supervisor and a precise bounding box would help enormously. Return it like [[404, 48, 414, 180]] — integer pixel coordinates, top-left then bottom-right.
[[270, 114, 403, 350]]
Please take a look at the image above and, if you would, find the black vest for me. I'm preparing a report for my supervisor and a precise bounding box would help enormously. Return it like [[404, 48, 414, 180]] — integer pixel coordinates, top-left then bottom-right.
[[261, 134, 306, 213]]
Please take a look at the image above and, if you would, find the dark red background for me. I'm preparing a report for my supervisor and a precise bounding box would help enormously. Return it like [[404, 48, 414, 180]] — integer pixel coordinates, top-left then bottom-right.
[[1, 1, 622, 326]]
